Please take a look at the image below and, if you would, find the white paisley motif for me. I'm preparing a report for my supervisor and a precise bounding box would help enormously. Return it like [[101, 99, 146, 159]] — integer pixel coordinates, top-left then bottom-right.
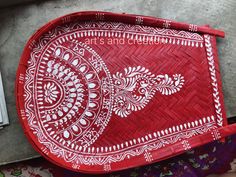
[[112, 66, 184, 117]]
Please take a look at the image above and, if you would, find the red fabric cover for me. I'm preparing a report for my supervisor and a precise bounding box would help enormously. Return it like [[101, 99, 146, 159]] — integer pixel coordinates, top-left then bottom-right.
[[15, 11, 236, 173]]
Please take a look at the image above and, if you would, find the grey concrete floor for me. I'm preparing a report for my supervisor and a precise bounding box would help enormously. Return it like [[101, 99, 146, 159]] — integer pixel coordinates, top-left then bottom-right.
[[0, 0, 235, 165], [0, 0, 36, 8]]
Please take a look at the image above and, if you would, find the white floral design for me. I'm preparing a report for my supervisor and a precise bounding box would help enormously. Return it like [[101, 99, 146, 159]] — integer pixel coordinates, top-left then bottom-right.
[[44, 82, 59, 104], [113, 66, 184, 117]]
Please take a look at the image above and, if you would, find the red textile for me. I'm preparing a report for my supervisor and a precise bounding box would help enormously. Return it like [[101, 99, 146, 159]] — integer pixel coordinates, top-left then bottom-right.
[[15, 11, 236, 173]]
